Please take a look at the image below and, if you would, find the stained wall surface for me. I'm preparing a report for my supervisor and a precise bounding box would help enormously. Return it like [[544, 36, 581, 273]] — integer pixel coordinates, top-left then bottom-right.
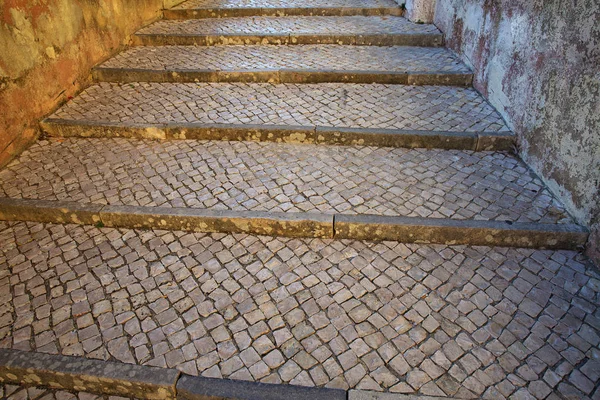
[[0, 0, 182, 167], [435, 0, 600, 263]]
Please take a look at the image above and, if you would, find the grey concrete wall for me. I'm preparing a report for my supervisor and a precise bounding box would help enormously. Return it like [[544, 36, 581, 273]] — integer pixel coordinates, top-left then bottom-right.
[[435, 0, 600, 264]]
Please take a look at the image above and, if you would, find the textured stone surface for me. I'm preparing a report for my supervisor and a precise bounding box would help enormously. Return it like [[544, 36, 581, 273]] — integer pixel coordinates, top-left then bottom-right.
[[136, 16, 439, 36], [98, 45, 470, 74], [435, 0, 600, 265], [0, 138, 569, 224], [46, 83, 508, 133], [0, 384, 137, 400], [0, 221, 599, 399], [173, 0, 398, 9]]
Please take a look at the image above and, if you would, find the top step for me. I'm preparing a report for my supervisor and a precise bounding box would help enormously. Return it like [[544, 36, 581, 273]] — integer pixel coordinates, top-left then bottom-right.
[[165, 0, 403, 18]]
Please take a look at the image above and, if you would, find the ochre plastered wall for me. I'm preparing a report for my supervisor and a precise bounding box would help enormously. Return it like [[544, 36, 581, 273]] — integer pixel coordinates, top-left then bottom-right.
[[435, 0, 600, 264], [0, 0, 182, 168]]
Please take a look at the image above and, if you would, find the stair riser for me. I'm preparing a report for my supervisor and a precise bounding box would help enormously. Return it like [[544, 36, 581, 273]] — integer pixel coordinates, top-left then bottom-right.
[[40, 120, 515, 151], [132, 33, 443, 47], [163, 7, 404, 19], [92, 67, 473, 86], [0, 198, 588, 249]]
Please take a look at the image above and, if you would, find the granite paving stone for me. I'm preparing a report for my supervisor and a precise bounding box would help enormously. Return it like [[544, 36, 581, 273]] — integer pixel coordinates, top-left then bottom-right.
[[173, 0, 399, 10], [0, 138, 570, 224], [136, 16, 439, 37], [46, 82, 507, 133], [0, 384, 138, 399], [0, 221, 598, 399], [98, 45, 470, 74]]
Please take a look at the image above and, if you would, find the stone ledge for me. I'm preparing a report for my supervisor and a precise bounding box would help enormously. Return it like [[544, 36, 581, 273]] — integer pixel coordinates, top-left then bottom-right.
[[0, 197, 588, 249], [0, 348, 179, 399], [92, 66, 473, 86], [334, 214, 589, 249], [163, 6, 403, 19], [40, 119, 514, 151], [177, 374, 347, 400], [132, 32, 443, 47]]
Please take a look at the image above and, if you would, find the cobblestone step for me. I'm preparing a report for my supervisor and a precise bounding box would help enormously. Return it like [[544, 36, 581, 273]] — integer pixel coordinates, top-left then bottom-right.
[[41, 82, 512, 151], [133, 16, 442, 46], [165, 0, 403, 18], [0, 221, 598, 399], [93, 45, 472, 85], [0, 138, 588, 248]]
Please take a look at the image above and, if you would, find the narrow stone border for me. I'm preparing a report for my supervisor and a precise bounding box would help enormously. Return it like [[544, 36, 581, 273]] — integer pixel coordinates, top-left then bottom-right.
[[131, 32, 443, 47], [92, 66, 473, 86], [0, 197, 588, 249], [0, 348, 179, 399], [0, 348, 348, 400], [334, 214, 589, 249], [163, 6, 403, 19], [40, 119, 515, 151]]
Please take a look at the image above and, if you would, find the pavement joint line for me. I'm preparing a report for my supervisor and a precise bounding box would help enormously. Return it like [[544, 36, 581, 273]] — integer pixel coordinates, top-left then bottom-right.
[[40, 118, 515, 151], [0, 348, 465, 400], [0, 197, 588, 249]]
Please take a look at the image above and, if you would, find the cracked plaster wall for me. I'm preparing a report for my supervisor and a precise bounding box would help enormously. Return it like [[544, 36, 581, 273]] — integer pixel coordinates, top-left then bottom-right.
[[435, 0, 600, 264]]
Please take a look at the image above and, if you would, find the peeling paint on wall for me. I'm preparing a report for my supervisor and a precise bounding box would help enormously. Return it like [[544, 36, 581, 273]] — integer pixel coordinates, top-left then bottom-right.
[[0, 0, 183, 168], [435, 0, 600, 263]]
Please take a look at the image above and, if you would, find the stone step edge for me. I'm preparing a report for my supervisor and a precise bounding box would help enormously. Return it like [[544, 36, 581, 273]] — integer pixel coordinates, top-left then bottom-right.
[[132, 32, 443, 47], [163, 6, 404, 19], [0, 348, 348, 400], [0, 348, 458, 400], [0, 197, 588, 249], [40, 119, 514, 151], [92, 66, 473, 86]]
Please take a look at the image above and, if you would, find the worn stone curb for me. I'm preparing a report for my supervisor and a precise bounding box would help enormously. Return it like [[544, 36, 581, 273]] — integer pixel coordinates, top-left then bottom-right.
[[0, 348, 350, 400], [132, 32, 443, 47], [0, 197, 588, 249], [177, 374, 347, 400], [0, 348, 179, 399], [334, 214, 589, 249], [40, 119, 514, 151], [92, 66, 473, 86], [163, 6, 403, 19]]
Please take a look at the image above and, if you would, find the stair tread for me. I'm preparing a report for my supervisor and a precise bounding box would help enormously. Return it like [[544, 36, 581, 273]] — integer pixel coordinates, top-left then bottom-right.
[[172, 0, 399, 10], [0, 219, 595, 397], [136, 16, 440, 37], [47, 82, 508, 133], [98, 45, 471, 75], [1, 138, 571, 225]]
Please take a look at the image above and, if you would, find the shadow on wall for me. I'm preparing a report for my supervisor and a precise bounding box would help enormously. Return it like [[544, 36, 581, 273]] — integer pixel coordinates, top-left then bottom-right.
[[434, 0, 600, 265], [0, 0, 184, 168]]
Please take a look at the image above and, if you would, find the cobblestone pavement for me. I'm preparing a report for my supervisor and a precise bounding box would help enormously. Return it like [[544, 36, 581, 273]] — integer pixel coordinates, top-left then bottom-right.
[[1, 221, 599, 399], [0, 138, 569, 224], [174, 0, 398, 9], [1, 384, 133, 400], [137, 16, 440, 36], [99, 45, 469, 73], [48, 83, 508, 132]]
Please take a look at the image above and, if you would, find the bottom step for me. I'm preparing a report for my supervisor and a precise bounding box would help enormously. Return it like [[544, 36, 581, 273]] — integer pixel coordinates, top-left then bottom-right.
[[0, 221, 597, 399]]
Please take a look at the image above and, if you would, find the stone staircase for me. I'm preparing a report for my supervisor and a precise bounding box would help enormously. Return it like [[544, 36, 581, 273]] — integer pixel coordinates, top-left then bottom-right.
[[0, 1, 598, 400]]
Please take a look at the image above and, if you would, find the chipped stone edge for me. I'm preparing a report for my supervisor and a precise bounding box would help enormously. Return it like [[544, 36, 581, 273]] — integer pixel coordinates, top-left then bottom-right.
[[176, 374, 347, 400], [348, 390, 450, 400], [92, 66, 473, 86], [334, 214, 589, 249], [0, 348, 180, 400], [0, 197, 588, 249], [40, 119, 515, 151], [163, 6, 404, 19], [131, 32, 443, 47]]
